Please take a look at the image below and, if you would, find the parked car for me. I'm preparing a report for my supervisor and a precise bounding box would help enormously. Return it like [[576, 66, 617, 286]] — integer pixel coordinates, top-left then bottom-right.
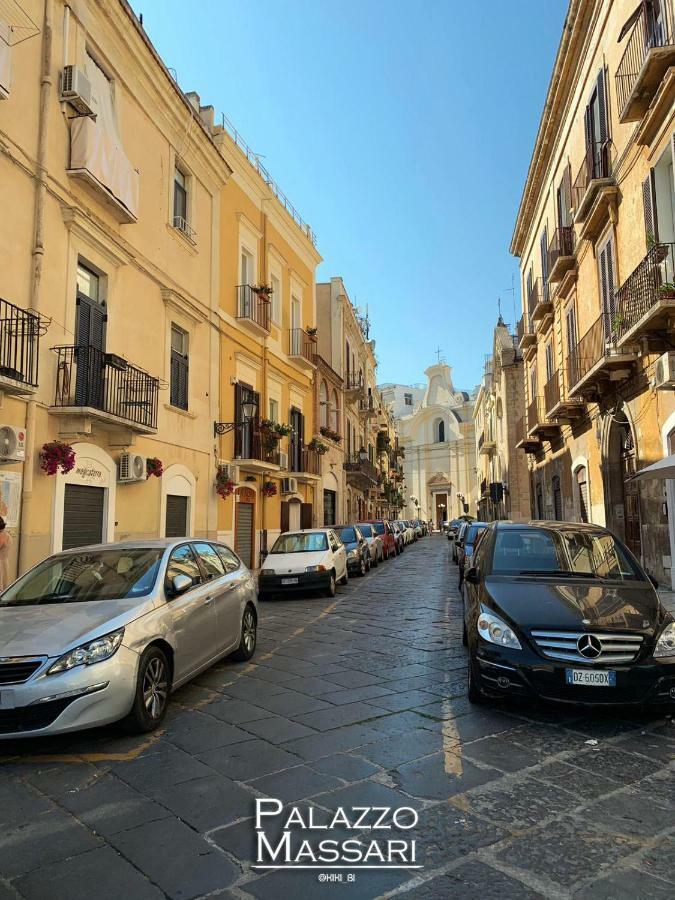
[[367, 520, 398, 559], [463, 521, 675, 707], [452, 521, 470, 563], [390, 522, 405, 555], [260, 529, 348, 599], [411, 520, 424, 539], [396, 521, 415, 545], [336, 525, 371, 576], [357, 523, 384, 566], [447, 518, 463, 541], [458, 521, 488, 583], [0, 539, 258, 739]]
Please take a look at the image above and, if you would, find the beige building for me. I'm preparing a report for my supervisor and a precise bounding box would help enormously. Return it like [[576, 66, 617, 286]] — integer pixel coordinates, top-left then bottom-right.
[[473, 319, 531, 522], [0, 0, 229, 578], [511, 0, 675, 585]]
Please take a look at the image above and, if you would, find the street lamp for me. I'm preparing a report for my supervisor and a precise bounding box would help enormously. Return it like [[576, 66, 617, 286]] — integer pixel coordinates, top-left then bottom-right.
[[358, 447, 367, 462], [214, 393, 259, 437]]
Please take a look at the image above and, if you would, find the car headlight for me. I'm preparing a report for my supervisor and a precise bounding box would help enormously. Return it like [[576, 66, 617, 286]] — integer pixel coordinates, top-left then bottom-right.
[[654, 621, 675, 658], [306, 565, 327, 572], [47, 628, 125, 675], [477, 610, 521, 650], [347, 550, 359, 559]]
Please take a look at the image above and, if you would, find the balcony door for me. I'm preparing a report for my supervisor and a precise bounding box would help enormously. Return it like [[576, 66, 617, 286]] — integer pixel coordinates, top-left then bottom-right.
[[584, 71, 609, 181], [289, 407, 304, 472], [598, 234, 617, 341], [290, 297, 301, 354], [75, 264, 107, 409], [234, 382, 259, 459]]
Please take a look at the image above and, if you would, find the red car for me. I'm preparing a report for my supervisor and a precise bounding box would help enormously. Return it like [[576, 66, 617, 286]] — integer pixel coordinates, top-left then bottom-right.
[[366, 520, 398, 559]]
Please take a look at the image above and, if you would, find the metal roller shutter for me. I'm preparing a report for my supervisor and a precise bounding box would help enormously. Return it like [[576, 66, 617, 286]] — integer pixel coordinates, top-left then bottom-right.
[[235, 502, 254, 568], [166, 495, 188, 538], [63, 484, 105, 550]]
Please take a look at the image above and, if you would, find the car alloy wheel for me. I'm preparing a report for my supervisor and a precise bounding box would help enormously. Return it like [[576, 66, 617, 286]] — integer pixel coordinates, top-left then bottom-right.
[[232, 605, 257, 661], [325, 572, 337, 597], [143, 656, 169, 720], [360, 556, 367, 576]]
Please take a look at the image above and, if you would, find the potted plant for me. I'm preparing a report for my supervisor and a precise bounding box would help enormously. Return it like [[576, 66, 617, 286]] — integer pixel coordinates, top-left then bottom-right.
[[40, 441, 76, 475], [262, 480, 277, 497], [215, 465, 235, 499], [306, 326, 318, 337], [146, 457, 164, 478], [659, 282, 675, 300], [308, 438, 328, 454], [252, 284, 273, 298], [611, 312, 625, 334], [274, 422, 293, 437]]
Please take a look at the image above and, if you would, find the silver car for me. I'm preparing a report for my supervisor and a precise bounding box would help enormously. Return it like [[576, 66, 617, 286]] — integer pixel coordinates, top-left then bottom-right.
[[356, 523, 384, 566], [0, 539, 258, 739]]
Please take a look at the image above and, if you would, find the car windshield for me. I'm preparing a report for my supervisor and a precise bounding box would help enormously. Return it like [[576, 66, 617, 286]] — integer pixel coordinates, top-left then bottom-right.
[[340, 527, 357, 543], [372, 523, 385, 535], [0, 548, 164, 606], [271, 533, 328, 553], [491, 528, 643, 580], [358, 524, 374, 538], [466, 524, 487, 545]]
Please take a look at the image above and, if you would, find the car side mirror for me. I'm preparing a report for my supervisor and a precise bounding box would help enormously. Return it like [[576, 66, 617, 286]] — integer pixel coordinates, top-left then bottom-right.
[[465, 567, 480, 585], [172, 574, 192, 595]]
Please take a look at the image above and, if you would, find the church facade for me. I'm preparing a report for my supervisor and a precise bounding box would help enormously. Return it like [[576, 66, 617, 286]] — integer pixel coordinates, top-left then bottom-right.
[[380, 363, 478, 526]]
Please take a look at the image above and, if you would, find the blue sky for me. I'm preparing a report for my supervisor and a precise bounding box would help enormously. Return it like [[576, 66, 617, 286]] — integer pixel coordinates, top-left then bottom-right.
[[134, 0, 567, 390]]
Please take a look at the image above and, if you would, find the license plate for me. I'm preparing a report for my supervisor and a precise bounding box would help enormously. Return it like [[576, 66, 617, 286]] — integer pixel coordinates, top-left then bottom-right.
[[281, 577, 299, 585], [565, 668, 616, 687]]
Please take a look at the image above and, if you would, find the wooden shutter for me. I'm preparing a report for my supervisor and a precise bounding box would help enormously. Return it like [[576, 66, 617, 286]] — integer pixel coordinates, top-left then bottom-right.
[[301, 503, 312, 529], [597, 68, 608, 144], [642, 172, 658, 246], [561, 164, 572, 226], [165, 494, 188, 537], [599, 237, 616, 336], [540, 227, 549, 283], [170, 350, 189, 410], [280, 500, 290, 534], [76, 293, 107, 351], [234, 382, 243, 456]]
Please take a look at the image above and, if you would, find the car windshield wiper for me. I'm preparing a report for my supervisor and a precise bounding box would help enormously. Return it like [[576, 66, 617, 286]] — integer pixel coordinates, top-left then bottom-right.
[[517, 570, 599, 578]]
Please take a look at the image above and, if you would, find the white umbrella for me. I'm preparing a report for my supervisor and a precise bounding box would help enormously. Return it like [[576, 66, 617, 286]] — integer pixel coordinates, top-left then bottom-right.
[[632, 454, 675, 480]]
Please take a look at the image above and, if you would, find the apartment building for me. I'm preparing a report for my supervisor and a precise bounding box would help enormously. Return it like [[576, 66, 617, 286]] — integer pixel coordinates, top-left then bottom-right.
[[511, 0, 675, 585], [0, 0, 228, 578], [473, 319, 531, 522]]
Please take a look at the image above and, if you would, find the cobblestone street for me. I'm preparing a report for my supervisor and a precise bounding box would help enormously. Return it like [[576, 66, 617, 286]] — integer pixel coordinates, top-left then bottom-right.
[[0, 535, 673, 899]]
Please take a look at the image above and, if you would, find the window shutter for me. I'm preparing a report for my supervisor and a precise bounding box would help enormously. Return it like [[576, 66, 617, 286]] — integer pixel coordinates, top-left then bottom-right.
[[234, 382, 243, 456], [540, 227, 549, 282], [301, 503, 312, 529], [170, 349, 188, 410], [597, 68, 608, 144], [642, 172, 658, 246], [280, 500, 290, 534]]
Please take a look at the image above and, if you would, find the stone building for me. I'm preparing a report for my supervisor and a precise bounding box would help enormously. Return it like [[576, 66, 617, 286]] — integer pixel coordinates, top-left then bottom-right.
[[385, 363, 477, 527]]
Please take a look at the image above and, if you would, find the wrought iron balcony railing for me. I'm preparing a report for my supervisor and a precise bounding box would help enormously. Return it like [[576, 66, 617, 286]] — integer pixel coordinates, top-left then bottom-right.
[[572, 141, 612, 213], [235, 423, 281, 465], [614, 242, 675, 341], [544, 372, 561, 415], [0, 299, 40, 390], [567, 313, 616, 389], [343, 453, 378, 483], [527, 277, 550, 321], [616, 0, 675, 121], [289, 328, 316, 364], [547, 225, 575, 278], [53, 345, 159, 430], [237, 285, 271, 333]]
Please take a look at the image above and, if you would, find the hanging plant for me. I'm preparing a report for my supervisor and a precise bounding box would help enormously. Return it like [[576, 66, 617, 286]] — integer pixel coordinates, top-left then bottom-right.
[[274, 422, 293, 437], [252, 283, 273, 297], [146, 457, 164, 478], [40, 441, 75, 476], [306, 326, 318, 336], [308, 438, 328, 454], [215, 465, 235, 499], [262, 480, 277, 497], [320, 426, 341, 443]]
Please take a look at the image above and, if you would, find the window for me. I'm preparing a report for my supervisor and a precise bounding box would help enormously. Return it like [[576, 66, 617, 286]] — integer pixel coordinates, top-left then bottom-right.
[[566, 304, 578, 357], [331, 389, 339, 432], [173, 168, 187, 226], [241, 249, 254, 286], [597, 233, 617, 337], [404, 392, 413, 406], [437, 419, 445, 443], [170, 325, 189, 410], [270, 273, 281, 325], [165, 544, 201, 594], [214, 544, 241, 573], [545, 342, 554, 381], [530, 366, 537, 403], [269, 398, 279, 423], [319, 381, 328, 428], [575, 466, 589, 523], [540, 225, 549, 289], [193, 542, 225, 579], [552, 475, 563, 521]]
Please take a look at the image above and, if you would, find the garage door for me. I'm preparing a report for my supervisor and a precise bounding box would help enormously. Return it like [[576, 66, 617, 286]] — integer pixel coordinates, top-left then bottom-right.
[[235, 502, 254, 569], [166, 494, 188, 537], [63, 484, 105, 550]]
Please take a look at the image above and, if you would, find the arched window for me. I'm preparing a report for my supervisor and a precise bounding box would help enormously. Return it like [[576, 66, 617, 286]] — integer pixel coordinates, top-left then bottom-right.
[[575, 466, 589, 523], [319, 381, 328, 429], [552, 475, 562, 521], [331, 389, 339, 433], [434, 418, 445, 443]]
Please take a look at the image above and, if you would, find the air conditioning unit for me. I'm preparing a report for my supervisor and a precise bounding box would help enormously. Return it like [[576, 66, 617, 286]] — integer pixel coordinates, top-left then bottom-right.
[[278, 451, 289, 470], [654, 351, 675, 390], [281, 477, 297, 494], [118, 452, 147, 483], [61, 65, 95, 118], [0, 425, 25, 462]]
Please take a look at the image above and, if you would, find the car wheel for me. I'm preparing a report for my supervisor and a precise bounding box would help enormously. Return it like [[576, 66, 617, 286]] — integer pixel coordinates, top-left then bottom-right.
[[359, 556, 367, 576], [326, 571, 337, 596], [338, 568, 348, 586], [124, 645, 171, 733], [231, 605, 257, 661], [372, 552, 378, 568], [467, 652, 486, 704]]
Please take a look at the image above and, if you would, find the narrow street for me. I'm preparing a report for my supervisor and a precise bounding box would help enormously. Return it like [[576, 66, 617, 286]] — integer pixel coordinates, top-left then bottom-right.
[[0, 536, 673, 900]]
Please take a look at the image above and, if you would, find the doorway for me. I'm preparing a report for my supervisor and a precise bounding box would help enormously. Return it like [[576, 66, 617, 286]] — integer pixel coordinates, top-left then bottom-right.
[[434, 493, 447, 529], [289, 498, 301, 531], [323, 490, 336, 526], [606, 411, 642, 560], [235, 487, 255, 569], [75, 263, 107, 409]]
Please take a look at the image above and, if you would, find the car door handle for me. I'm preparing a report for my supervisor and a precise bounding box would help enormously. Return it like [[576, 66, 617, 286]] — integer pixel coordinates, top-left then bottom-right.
[[203, 595, 214, 605]]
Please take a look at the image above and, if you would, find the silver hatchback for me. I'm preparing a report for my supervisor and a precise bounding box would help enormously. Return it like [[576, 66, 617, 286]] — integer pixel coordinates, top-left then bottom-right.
[[0, 539, 258, 739]]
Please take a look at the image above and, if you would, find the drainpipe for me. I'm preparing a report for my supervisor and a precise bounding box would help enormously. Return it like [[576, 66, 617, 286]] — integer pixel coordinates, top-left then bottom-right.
[[18, 0, 54, 575], [260, 204, 268, 564]]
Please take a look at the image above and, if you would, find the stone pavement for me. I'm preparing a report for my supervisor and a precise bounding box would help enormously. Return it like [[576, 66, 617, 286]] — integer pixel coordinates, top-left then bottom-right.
[[0, 536, 673, 899]]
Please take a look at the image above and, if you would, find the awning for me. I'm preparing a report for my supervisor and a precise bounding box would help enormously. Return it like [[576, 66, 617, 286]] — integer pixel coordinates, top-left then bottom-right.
[[632, 454, 675, 480]]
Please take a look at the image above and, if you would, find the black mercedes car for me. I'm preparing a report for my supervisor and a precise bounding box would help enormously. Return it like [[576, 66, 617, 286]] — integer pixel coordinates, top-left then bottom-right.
[[463, 521, 675, 707]]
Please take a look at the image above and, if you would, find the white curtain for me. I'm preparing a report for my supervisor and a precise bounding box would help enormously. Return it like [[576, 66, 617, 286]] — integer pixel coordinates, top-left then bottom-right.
[[0, 23, 11, 99], [70, 53, 139, 218]]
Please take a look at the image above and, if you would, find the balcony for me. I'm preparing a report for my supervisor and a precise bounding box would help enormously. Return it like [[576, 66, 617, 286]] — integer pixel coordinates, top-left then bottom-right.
[[614, 242, 675, 348], [517, 315, 537, 356], [234, 425, 281, 472], [289, 328, 316, 368], [544, 370, 585, 422], [344, 453, 379, 489], [236, 285, 271, 336], [358, 395, 376, 418], [515, 415, 541, 454], [616, 1, 675, 123], [0, 299, 41, 395], [528, 278, 553, 333], [567, 314, 635, 400], [547, 226, 576, 284], [289, 446, 321, 482], [344, 373, 364, 397], [527, 397, 560, 439], [478, 430, 496, 456], [572, 142, 618, 240], [52, 345, 159, 434]]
